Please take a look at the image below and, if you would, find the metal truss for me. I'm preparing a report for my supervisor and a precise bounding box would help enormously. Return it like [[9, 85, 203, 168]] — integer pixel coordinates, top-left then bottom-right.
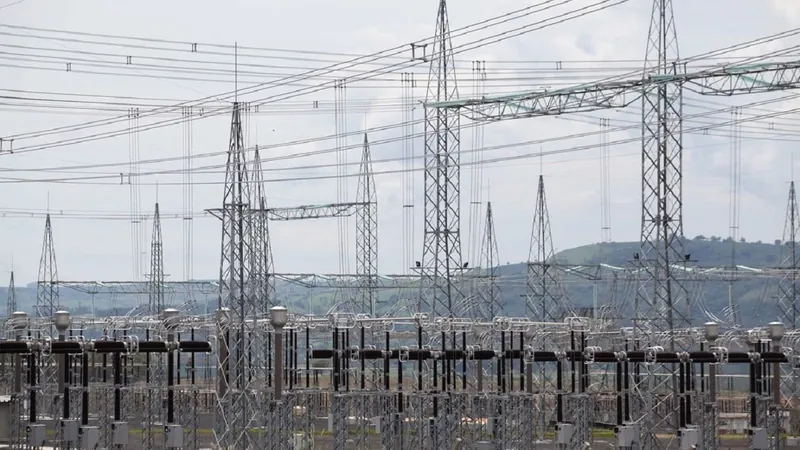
[[635, 1, 686, 447], [274, 273, 418, 289], [777, 181, 800, 329], [527, 175, 571, 322], [264, 202, 368, 221], [209, 102, 260, 449], [421, 0, 464, 318], [477, 201, 502, 319], [148, 202, 166, 315], [249, 145, 276, 311], [355, 134, 378, 315], [37, 213, 59, 320], [51, 280, 217, 295], [424, 63, 800, 121], [7, 272, 15, 317]]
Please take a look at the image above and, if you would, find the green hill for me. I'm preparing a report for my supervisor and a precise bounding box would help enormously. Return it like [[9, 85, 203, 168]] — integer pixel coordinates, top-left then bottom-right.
[[557, 236, 782, 267], [547, 236, 785, 326], [0, 237, 788, 327]]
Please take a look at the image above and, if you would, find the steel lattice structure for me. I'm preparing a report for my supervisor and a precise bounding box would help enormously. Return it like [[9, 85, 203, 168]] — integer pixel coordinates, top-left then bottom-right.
[[478, 201, 502, 318], [208, 102, 260, 449], [421, 0, 463, 318], [355, 134, 378, 315], [11, 2, 800, 449], [777, 181, 800, 329], [6, 272, 15, 317], [527, 175, 569, 322], [250, 145, 277, 312], [37, 213, 59, 320], [148, 202, 166, 315]]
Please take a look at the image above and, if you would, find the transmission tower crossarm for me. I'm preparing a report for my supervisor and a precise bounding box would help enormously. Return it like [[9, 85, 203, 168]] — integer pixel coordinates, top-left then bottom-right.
[[263, 202, 369, 221], [273, 272, 417, 289], [693, 60, 800, 95], [53, 280, 217, 295], [424, 59, 800, 120]]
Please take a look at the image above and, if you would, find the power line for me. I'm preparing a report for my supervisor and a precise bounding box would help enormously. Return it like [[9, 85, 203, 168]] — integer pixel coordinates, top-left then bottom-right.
[[1, 0, 625, 151], [2, 101, 797, 185]]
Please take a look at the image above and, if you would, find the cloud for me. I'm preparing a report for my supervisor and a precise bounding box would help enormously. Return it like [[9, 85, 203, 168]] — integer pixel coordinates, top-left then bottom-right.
[[0, 0, 796, 285], [772, 0, 800, 23]]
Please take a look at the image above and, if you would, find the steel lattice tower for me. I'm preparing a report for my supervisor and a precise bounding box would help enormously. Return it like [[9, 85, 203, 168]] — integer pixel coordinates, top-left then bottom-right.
[[250, 145, 276, 312], [210, 102, 258, 450], [7, 272, 15, 316], [636, 0, 687, 445], [36, 213, 61, 446], [421, 0, 463, 318], [356, 133, 378, 315], [526, 175, 566, 321], [37, 213, 59, 319], [637, 0, 688, 340], [776, 181, 800, 430], [249, 145, 275, 402], [148, 202, 165, 315], [142, 202, 167, 449], [778, 181, 800, 329], [479, 201, 502, 318]]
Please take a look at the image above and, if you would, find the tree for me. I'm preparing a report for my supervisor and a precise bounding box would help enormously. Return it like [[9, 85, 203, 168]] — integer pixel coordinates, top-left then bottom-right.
[[693, 235, 707, 241], [739, 237, 746, 243], [710, 236, 722, 242], [775, 239, 782, 246]]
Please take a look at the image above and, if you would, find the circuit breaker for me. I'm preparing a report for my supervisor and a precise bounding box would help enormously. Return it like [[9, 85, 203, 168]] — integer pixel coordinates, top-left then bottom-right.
[[165, 424, 184, 447], [79, 426, 100, 449], [26, 424, 45, 447], [111, 421, 129, 445], [61, 418, 79, 442], [556, 423, 575, 445]]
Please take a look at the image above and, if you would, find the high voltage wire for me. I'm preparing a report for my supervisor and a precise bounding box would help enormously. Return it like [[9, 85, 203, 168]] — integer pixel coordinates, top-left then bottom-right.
[[0, 44, 751, 81], [2, 101, 797, 186], [1, 0, 628, 149], [0, 0, 797, 193], [2, 89, 798, 177], [2, 21, 796, 66], [2, 0, 588, 138], [4, 11, 796, 157], [0, 137, 762, 221]]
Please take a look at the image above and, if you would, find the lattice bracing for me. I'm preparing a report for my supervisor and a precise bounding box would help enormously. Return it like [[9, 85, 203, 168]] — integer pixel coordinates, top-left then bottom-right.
[[421, 0, 464, 318], [527, 175, 569, 322], [477, 201, 502, 319], [635, 1, 687, 446], [148, 202, 165, 315], [37, 213, 59, 320], [777, 181, 800, 329], [356, 134, 378, 315], [209, 102, 261, 449], [6, 272, 15, 317], [249, 145, 276, 313]]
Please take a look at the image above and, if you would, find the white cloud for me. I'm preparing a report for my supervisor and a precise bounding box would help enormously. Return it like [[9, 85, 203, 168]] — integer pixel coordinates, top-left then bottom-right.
[[772, 0, 800, 23], [0, 0, 796, 284]]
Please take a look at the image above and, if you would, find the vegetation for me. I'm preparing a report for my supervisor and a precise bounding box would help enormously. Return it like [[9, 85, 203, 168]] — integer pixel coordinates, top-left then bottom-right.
[[0, 237, 789, 327]]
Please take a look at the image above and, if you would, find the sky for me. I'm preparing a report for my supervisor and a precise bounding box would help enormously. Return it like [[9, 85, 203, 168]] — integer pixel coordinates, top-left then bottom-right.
[[0, 0, 799, 284]]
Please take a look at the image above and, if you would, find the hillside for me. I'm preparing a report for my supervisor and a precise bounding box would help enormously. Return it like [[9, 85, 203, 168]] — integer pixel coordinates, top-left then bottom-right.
[[549, 237, 785, 326], [0, 237, 787, 327]]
